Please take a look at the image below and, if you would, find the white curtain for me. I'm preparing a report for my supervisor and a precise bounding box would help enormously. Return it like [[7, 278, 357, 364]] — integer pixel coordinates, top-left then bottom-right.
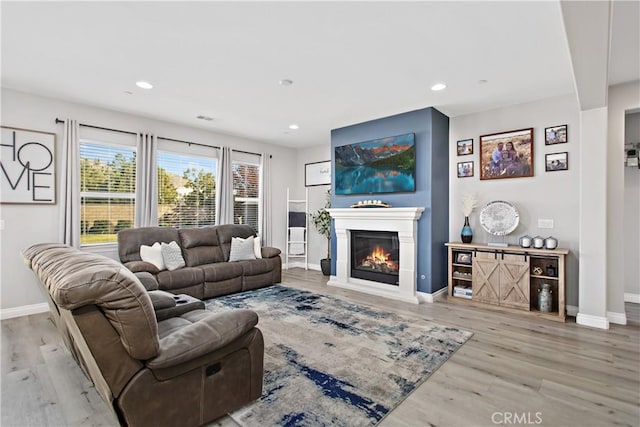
[[60, 119, 80, 247], [260, 153, 272, 246], [215, 146, 234, 224], [135, 133, 158, 227]]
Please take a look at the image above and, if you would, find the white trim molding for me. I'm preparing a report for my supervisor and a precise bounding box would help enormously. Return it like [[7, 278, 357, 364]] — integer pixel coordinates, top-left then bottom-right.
[[0, 302, 49, 320], [624, 293, 640, 303], [576, 312, 610, 329], [607, 311, 627, 325], [417, 287, 448, 303]]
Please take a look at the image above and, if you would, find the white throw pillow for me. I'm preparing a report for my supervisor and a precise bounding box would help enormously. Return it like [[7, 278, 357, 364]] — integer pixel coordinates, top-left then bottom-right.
[[161, 241, 186, 271], [140, 242, 165, 270], [254, 235, 262, 259], [229, 236, 257, 262]]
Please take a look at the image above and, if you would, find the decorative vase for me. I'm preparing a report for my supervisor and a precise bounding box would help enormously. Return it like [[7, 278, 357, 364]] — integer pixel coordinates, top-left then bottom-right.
[[538, 283, 552, 313], [320, 259, 331, 276], [461, 216, 473, 243]]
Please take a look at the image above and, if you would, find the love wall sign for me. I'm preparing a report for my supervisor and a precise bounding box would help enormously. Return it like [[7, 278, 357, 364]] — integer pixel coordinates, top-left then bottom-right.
[[1, 126, 56, 204]]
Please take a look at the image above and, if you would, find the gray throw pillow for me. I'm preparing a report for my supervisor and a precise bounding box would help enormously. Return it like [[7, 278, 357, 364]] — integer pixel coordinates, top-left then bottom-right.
[[229, 236, 257, 262], [161, 241, 186, 271]]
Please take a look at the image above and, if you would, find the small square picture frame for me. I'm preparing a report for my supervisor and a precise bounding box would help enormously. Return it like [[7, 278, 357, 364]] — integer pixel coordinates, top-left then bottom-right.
[[545, 124, 568, 145], [457, 161, 474, 178], [455, 252, 472, 264], [545, 152, 568, 172], [457, 138, 473, 156]]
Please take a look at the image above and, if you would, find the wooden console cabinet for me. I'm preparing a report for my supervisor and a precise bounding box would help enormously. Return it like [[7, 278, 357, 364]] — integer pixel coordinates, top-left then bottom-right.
[[446, 242, 568, 321]]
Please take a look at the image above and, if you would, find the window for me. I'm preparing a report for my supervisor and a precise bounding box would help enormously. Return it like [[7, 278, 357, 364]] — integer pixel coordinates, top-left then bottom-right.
[[232, 159, 261, 234], [157, 151, 217, 228], [80, 141, 136, 244]]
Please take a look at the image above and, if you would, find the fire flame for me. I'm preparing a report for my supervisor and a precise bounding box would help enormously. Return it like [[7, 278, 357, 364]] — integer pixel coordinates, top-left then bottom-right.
[[360, 245, 399, 272]]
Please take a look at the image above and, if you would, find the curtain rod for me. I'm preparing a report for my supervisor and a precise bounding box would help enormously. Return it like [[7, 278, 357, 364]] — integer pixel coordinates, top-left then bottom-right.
[[55, 118, 263, 157]]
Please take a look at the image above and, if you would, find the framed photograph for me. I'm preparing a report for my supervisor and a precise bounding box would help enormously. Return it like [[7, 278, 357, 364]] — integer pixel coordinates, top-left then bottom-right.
[[455, 252, 472, 265], [1, 126, 56, 204], [457, 161, 474, 178], [457, 138, 473, 156], [305, 160, 331, 186], [545, 152, 568, 172], [479, 128, 534, 180], [545, 124, 567, 145]]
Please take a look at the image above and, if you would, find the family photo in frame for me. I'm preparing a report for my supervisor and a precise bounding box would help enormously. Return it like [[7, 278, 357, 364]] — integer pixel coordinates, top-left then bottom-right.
[[479, 128, 534, 180], [457, 139, 473, 156], [545, 124, 567, 145]]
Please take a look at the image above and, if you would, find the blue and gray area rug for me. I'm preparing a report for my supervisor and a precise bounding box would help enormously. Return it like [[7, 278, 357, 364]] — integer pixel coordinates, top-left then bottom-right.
[[206, 285, 472, 427]]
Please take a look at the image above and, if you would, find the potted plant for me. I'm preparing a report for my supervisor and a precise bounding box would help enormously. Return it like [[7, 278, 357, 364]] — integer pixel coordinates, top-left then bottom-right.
[[311, 189, 332, 276]]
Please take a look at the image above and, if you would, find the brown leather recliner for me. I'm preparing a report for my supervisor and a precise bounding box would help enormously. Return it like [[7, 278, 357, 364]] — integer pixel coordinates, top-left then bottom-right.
[[22, 243, 264, 427]]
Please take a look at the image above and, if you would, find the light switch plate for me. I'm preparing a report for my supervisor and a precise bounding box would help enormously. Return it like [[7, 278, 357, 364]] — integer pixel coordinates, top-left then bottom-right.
[[538, 219, 554, 229]]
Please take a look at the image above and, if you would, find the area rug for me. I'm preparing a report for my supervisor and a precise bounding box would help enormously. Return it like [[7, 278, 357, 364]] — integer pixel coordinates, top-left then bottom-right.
[[205, 285, 472, 427]]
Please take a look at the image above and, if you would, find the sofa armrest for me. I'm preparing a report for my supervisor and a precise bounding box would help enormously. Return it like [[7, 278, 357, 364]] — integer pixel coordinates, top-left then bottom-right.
[[146, 309, 258, 370], [148, 290, 176, 309], [261, 247, 281, 258], [124, 260, 160, 274], [135, 272, 159, 291]]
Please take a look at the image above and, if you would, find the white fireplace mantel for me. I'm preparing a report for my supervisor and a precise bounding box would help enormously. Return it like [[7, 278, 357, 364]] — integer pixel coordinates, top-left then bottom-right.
[[327, 207, 424, 304]]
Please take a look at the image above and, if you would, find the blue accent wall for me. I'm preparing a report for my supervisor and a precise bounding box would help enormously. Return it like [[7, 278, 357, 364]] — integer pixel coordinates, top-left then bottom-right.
[[330, 107, 449, 294]]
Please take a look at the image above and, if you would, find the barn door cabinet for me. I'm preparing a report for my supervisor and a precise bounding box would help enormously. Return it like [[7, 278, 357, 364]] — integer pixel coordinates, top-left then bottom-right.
[[446, 242, 568, 322]]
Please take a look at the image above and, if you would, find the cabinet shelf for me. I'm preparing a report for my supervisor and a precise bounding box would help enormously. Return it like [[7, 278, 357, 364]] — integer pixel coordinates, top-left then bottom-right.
[[446, 242, 567, 322]]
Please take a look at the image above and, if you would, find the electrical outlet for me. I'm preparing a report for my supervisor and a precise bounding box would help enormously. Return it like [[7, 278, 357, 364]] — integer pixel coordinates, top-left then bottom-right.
[[538, 219, 554, 229]]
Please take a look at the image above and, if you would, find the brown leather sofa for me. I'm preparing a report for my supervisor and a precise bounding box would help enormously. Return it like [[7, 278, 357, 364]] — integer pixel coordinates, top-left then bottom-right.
[[23, 243, 264, 427], [118, 224, 282, 299]]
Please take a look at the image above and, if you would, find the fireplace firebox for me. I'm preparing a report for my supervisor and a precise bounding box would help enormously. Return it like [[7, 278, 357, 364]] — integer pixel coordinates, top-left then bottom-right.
[[350, 230, 400, 285]]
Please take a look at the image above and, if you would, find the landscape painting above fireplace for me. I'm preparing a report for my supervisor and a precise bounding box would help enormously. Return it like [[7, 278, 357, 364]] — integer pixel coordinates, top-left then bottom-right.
[[334, 133, 415, 195]]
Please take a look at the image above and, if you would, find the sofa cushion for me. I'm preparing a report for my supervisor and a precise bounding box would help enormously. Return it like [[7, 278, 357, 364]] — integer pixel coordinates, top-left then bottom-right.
[[156, 267, 204, 291], [161, 241, 186, 271], [229, 236, 257, 262], [216, 224, 256, 261], [237, 258, 276, 276], [118, 227, 180, 263], [200, 262, 244, 282], [179, 226, 225, 267]]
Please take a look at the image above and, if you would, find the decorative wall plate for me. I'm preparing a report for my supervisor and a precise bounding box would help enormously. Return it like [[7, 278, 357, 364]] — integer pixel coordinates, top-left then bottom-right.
[[479, 201, 519, 236]]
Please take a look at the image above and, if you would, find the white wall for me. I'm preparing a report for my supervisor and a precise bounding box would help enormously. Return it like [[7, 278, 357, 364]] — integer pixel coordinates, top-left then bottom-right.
[[0, 88, 297, 311], [293, 144, 331, 270], [449, 94, 581, 306], [623, 108, 640, 300]]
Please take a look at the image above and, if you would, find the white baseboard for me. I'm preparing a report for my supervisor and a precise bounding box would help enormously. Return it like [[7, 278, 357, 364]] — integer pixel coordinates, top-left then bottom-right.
[[566, 305, 578, 317], [576, 312, 610, 330], [624, 293, 640, 303], [417, 287, 448, 304], [0, 302, 49, 320], [607, 311, 627, 325], [284, 261, 321, 271]]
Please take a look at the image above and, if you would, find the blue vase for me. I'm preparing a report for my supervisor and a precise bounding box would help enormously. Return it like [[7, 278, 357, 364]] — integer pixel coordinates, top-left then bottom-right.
[[461, 216, 473, 243]]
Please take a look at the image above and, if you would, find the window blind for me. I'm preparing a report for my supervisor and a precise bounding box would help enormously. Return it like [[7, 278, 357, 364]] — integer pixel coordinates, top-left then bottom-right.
[[157, 151, 217, 228], [232, 161, 260, 234], [79, 141, 136, 244]]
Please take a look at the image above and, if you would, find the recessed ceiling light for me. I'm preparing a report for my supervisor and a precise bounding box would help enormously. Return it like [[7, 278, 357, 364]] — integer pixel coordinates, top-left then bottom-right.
[[431, 83, 447, 91], [289, 124, 299, 130], [279, 79, 293, 86], [196, 115, 215, 121], [136, 81, 153, 89]]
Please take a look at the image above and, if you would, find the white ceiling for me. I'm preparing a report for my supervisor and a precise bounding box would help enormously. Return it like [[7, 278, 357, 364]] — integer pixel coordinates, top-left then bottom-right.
[[2, 1, 638, 148]]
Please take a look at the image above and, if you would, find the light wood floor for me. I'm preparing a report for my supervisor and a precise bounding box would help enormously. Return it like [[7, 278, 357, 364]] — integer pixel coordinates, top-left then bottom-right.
[[2, 268, 639, 427]]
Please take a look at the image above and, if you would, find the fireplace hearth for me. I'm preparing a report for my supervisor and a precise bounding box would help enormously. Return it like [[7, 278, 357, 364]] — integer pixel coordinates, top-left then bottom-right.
[[351, 230, 399, 285]]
